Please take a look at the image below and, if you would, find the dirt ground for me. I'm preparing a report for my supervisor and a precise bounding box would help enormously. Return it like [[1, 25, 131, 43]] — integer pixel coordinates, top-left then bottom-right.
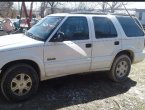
[[0, 60, 144, 110], [0, 32, 145, 110]]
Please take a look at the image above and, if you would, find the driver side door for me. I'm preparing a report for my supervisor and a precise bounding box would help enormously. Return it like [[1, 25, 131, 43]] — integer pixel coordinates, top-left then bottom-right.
[[44, 17, 92, 77]]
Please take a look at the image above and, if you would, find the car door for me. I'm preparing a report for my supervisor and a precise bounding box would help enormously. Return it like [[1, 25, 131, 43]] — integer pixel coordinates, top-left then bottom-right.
[[91, 16, 122, 70], [44, 16, 92, 77]]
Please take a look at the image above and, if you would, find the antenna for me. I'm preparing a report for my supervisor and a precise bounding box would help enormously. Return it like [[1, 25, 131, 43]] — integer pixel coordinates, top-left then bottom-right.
[[122, 3, 145, 33]]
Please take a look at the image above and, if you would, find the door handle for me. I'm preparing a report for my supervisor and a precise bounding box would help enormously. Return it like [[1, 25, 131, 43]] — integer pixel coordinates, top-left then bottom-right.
[[114, 41, 119, 45], [86, 43, 92, 48]]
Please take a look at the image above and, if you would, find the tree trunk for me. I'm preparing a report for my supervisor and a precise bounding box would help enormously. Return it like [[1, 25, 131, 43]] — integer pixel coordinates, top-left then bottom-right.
[[51, 7, 54, 14]]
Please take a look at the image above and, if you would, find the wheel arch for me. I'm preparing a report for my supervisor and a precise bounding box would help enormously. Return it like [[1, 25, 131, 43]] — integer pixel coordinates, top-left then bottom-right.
[[113, 50, 134, 65], [0, 59, 41, 81]]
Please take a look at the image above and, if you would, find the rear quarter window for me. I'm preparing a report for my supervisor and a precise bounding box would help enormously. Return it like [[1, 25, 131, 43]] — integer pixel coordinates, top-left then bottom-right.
[[116, 16, 144, 37]]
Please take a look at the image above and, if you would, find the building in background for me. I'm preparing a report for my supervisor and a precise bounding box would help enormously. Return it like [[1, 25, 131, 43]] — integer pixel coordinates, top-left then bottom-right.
[[135, 9, 145, 27]]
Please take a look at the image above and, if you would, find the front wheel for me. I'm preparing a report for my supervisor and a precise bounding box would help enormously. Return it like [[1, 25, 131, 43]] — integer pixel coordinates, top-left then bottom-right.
[[109, 55, 131, 82], [0, 63, 39, 102]]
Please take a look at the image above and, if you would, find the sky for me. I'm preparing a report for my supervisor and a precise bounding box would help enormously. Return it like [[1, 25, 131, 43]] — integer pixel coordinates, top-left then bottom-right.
[[127, 2, 145, 9], [13, 2, 145, 10]]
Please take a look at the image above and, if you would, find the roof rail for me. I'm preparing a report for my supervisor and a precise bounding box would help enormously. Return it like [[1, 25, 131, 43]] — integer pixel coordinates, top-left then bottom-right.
[[70, 12, 107, 15], [109, 13, 135, 16], [69, 12, 135, 16]]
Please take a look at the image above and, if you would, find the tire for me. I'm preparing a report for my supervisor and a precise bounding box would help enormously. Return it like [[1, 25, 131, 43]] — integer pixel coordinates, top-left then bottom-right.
[[109, 55, 131, 82], [0, 63, 39, 102]]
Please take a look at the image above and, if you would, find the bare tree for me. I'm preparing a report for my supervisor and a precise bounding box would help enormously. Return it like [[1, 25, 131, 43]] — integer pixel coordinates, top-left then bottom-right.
[[39, 2, 63, 17], [0, 2, 14, 17], [98, 2, 127, 13], [98, 2, 108, 12], [77, 2, 87, 11], [39, 2, 48, 17], [73, 2, 97, 12], [0, 2, 13, 11], [107, 2, 127, 13], [47, 2, 62, 14], [10, 8, 17, 18]]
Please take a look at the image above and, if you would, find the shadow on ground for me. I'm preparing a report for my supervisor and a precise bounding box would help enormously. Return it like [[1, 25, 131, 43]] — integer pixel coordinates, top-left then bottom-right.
[[0, 72, 137, 110]]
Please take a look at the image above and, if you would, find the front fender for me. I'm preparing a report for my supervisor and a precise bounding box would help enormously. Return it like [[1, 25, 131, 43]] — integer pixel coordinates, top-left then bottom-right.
[[0, 53, 45, 81]]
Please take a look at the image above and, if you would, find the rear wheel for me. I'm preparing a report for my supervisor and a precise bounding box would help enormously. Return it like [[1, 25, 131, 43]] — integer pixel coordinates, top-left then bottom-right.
[[0, 63, 39, 102], [109, 55, 131, 82]]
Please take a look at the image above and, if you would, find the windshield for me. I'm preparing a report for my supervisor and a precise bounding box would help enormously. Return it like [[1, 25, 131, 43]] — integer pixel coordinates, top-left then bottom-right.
[[25, 16, 64, 41]]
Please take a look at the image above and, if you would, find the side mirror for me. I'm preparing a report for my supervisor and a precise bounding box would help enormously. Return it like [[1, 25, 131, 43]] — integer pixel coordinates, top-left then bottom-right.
[[53, 32, 64, 42]]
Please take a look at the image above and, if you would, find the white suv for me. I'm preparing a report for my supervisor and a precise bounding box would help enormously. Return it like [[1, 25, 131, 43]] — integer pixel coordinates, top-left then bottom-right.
[[0, 13, 145, 102]]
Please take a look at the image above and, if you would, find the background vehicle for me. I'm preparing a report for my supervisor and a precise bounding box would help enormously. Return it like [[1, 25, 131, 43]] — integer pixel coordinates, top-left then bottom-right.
[[30, 18, 39, 27], [0, 13, 144, 102], [1, 18, 15, 34], [0, 18, 39, 35]]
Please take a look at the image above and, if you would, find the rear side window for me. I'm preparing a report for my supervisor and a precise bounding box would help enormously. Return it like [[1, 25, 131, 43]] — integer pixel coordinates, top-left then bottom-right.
[[116, 16, 144, 37], [93, 17, 117, 39], [134, 18, 142, 28]]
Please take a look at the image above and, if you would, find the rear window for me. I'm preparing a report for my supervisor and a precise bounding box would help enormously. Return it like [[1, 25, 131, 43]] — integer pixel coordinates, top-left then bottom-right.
[[116, 16, 144, 37]]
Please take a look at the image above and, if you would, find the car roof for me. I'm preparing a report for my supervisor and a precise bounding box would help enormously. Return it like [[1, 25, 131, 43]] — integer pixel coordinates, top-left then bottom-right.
[[47, 13, 133, 18], [48, 13, 110, 17]]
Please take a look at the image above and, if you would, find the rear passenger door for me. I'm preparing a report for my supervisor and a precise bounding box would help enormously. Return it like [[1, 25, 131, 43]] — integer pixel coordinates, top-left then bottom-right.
[[91, 16, 122, 70]]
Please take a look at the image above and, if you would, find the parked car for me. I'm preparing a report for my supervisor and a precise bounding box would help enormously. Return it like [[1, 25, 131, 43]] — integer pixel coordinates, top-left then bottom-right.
[[0, 13, 145, 102], [1, 18, 15, 34], [30, 18, 39, 27], [12, 18, 39, 33]]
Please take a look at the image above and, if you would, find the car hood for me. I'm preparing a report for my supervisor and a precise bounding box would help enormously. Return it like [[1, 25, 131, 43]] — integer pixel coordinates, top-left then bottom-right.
[[0, 34, 44, 50]]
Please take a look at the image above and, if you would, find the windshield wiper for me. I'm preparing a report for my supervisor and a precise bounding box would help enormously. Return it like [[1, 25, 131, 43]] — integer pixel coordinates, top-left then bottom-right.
[[25, 32, 44, 41]]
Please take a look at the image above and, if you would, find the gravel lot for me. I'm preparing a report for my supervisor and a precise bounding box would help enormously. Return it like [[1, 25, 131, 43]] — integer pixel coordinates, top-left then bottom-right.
[[0, 60, 145, 110], [0, 32, 145, 110]]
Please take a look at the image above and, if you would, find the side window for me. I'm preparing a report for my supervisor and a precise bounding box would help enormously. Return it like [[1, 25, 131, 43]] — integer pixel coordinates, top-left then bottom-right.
[[93, 17, 117, 39], [51, 17, 89, 41], [116, 16, 144, 37], [134, 17, 143, 29]]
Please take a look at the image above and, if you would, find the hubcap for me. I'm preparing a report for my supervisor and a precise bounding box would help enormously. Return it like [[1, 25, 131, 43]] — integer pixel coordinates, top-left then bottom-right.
[[116, 61, 128, 78], [11, 73, 32, 96]]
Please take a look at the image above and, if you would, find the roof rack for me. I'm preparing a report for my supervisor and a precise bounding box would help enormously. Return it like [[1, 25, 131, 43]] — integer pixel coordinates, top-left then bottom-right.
[[69, 12, 135, 16], [70, 12, 107, 15], [109, 13, 135, 16]]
